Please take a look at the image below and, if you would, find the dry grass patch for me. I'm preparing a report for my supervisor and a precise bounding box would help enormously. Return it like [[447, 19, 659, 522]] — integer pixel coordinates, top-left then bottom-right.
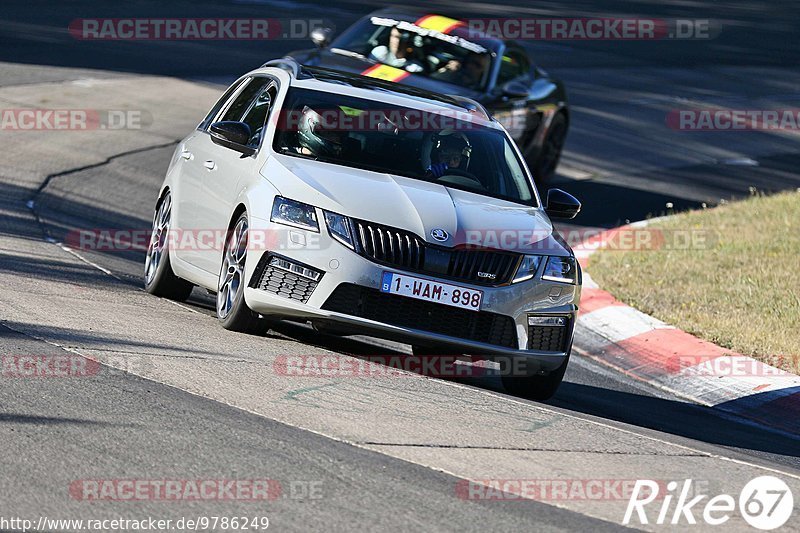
[[589, 190, 800, 373]]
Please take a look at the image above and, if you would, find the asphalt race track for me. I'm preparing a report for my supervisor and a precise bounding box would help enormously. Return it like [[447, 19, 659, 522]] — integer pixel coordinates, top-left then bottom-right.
[[1, 1, 799, 531]]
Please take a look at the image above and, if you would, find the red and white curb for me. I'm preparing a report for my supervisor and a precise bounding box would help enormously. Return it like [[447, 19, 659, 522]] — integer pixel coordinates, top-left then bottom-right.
[[572, 222, 800, 435]]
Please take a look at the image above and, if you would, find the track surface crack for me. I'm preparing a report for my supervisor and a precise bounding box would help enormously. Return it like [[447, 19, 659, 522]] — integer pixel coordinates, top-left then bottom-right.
[[359, 442, 707, 455], [24, 140, 180, 242]]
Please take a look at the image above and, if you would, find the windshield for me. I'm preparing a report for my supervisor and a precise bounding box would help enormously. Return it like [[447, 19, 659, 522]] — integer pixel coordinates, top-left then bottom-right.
[[330, 16, 492, 91], [273, 88, 536, 206]]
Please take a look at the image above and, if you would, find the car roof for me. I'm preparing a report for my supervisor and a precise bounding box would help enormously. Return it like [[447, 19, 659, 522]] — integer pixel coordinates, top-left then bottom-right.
[[260, 62, 498, 128]]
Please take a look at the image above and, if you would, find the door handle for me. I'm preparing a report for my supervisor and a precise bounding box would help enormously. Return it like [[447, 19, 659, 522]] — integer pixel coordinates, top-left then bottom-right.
[[203, 160, 217, 171], [180, 150, 193, 160]]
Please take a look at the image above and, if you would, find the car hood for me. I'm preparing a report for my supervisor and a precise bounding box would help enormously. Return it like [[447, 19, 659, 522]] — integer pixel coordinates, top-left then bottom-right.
[[261, 154, 571, 256], [286, 49, 484, 101]]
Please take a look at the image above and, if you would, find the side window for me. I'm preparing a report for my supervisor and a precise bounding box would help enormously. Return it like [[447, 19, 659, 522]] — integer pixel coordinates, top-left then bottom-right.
[[240, 85, 277, 148], [496, 48, 531, 86], [218, 77, 272, 123], [199, 77, 247, 129]]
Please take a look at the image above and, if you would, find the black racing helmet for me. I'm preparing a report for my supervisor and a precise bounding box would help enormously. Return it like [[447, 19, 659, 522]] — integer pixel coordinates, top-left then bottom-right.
[[298, 105, 344, 157], [434, 130, 472, 169]]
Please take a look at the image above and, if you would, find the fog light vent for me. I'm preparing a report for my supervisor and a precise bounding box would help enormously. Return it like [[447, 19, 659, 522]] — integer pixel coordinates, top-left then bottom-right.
[[528, 316, 568, 327], [527, 315, 569, 351], [249, 253, 323, 303], [269, 256, 322, 282]]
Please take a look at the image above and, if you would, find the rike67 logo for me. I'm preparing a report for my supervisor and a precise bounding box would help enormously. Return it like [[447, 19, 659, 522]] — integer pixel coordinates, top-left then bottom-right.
[[624, 476, 793, 530]]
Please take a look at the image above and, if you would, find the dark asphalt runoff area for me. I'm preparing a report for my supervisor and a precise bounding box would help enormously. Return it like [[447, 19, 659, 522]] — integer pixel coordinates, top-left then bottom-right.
[[1, 1, 799, 531]]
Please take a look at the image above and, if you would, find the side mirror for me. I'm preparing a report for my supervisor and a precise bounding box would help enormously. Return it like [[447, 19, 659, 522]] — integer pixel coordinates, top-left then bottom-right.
[[310, 27, 333, 48], [501, 80, 529, 99], [209, 121, 255, 156], [545, 188, 581, 219]]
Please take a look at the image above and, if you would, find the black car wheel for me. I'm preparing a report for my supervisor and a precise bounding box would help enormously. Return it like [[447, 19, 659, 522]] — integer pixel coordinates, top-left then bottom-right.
[[217, 212, 268, 335], [499, 349, 570, 401], [144, 191, 194, 301]]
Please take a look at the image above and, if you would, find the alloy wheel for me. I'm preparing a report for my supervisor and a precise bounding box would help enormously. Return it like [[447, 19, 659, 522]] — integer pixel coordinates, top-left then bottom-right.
[[144, 193, 171, 285], [217, 216, 249, 319]]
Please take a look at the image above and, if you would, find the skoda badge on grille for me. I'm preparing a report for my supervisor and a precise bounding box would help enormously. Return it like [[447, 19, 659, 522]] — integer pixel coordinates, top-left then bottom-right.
[[430, 228, 449, 242]]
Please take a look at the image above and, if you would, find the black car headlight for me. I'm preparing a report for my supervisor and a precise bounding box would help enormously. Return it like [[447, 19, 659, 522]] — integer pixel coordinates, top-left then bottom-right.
[[323, 210, 355, 250], [512, 255, 543, 283], [271, 196, 319, 232], [541, 256, 577, 284]]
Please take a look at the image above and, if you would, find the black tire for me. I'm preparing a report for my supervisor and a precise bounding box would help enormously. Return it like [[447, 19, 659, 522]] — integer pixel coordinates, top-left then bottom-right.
[[499, 350, 570, 401], [144, 191, 194, 301], [216, 212, 267, 335], [410, 344, 472, 380], [533, 112, 568, 183]]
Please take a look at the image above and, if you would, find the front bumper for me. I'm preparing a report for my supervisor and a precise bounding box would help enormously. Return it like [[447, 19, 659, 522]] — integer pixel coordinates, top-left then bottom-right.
[[244, 216, 580, 373]]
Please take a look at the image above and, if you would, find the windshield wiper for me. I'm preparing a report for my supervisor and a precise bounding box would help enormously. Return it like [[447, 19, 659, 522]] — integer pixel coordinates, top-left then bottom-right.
[[330, 48, 372, 62], [278, 149, 317, 160], [278, 149, 345, 166]]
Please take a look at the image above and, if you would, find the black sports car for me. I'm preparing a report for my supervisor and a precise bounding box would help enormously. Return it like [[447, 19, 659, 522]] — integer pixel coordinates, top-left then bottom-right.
[[282, 9, 569, 182]]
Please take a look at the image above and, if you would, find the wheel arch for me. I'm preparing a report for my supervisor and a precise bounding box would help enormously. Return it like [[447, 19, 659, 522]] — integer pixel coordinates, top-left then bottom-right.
[[228, 203, 248, 231], [158, 184, 172, 203]]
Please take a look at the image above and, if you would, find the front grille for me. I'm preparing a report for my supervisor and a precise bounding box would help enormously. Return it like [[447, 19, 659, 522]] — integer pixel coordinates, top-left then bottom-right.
[[249, 253, 322, 303], [352, 219, 520, 286], [354, 219, 425, 270], [528, 323, 569, 352], [321, 283, 518, 349]]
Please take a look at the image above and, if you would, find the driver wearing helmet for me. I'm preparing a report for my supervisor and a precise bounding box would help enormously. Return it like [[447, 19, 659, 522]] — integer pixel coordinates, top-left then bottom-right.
[[369, 27, 424, 73], [297, 105, 345, 157], [423, 131, 472, 178]]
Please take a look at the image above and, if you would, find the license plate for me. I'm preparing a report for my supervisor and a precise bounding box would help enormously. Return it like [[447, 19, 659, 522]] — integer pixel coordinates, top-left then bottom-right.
[[380, 272, 483, 312]]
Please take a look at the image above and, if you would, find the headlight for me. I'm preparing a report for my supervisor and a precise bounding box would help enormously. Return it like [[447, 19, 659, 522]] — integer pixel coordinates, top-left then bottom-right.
[[323, 210, 355, 250], [512, 255, 543, 283], [542, 256, 577, 284], [271, 196, 319, 232]]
